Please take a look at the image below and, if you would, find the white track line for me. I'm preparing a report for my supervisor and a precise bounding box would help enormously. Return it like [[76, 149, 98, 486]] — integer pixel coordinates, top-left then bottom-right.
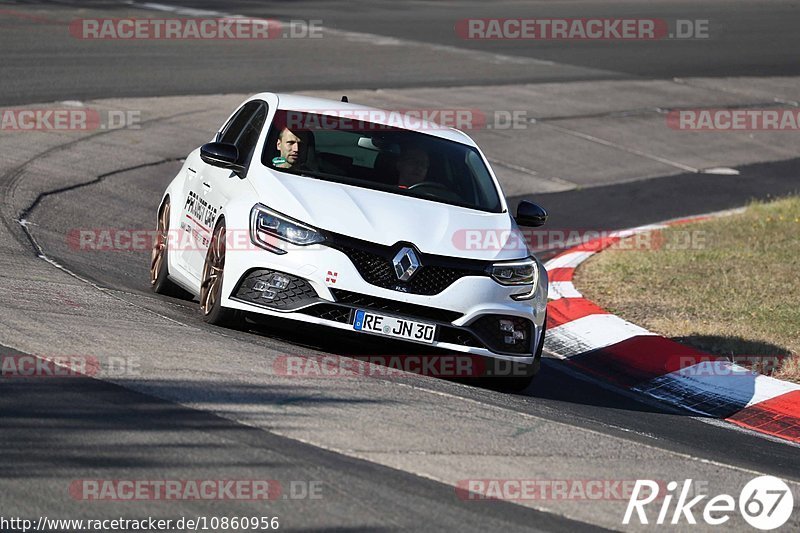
[[545, 314, 654, 359], [544, 250, 595, 270], [547, 281, 582, 300], [641, 361, 800, 410]]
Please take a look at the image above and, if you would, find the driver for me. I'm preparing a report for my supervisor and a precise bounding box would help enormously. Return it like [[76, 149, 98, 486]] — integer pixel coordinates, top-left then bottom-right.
[[396, 145, 430, 188], [274, 127, 315, 170]]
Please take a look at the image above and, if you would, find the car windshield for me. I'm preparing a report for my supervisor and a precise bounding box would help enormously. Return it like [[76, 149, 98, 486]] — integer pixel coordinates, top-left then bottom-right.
[[261, 110, 503, 213]]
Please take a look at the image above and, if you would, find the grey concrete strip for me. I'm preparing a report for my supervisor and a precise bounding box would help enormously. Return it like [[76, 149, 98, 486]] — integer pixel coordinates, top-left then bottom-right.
[[313, 80, 754, 121], [551, 114, 800, 175], [300, 77, 800, 191], [673, 77, 800, 105]]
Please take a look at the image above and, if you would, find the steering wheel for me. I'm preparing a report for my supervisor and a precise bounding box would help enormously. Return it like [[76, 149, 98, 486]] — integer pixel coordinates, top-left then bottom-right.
[[407, 181, 450, 193], [406, 180, 463, 203]]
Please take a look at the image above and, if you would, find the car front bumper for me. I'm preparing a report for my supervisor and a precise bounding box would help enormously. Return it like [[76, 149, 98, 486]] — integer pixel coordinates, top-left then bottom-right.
[[220, 243, 548, 364]]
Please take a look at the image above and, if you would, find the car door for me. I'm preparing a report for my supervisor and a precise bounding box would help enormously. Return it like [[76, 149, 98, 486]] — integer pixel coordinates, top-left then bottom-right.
[[181, 100, 268, 279]]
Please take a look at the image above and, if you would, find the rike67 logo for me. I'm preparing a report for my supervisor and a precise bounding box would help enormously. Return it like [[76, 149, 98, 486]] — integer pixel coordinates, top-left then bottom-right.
[[624, 476, 794, 530]]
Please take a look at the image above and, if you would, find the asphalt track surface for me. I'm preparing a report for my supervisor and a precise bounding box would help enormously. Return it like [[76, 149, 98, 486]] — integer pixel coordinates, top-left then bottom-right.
[[2, 0, 800, 105], [1, 1, 800, 531]]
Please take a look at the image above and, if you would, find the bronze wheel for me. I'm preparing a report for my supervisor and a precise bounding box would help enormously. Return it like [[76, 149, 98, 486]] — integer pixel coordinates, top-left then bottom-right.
[[150, 201, 169, 285], [200, 223, 225, 315], [150, 199, 183, 296], [200, 220, 241, 326]]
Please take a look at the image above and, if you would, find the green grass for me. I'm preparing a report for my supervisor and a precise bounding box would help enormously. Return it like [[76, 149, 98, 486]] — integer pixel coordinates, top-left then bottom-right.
[[574, 196, 800, 382]]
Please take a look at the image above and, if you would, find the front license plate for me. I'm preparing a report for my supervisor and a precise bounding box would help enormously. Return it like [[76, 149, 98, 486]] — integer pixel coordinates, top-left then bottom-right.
[[353, 309, 437, 344]]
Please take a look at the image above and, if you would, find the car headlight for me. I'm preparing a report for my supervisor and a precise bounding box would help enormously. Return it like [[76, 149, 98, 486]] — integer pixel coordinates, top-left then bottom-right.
[[250, 204, 325, 254], [490, 257, 539, 300]]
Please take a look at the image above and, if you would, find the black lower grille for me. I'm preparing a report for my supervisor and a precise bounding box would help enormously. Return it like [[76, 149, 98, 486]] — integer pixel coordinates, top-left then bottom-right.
[[299, 304, 352, 323], [436, 327, 483, 348], [470, 315, 533, 355], [297, 300, 533, 356], [232, 269, 319, 310], [331, 289, 463, 323]]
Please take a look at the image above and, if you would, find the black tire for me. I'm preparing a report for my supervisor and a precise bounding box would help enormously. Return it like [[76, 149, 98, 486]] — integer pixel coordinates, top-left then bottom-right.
[[150, 198, 186, 297], [200, 220, 242, 327]]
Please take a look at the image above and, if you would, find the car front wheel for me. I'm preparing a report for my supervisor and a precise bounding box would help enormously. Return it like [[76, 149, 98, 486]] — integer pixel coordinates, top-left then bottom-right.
[[200, 220, 241, 327]]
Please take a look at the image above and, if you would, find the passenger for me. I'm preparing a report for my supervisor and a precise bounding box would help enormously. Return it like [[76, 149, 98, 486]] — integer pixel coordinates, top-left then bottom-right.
[[396, 145, 430, 188]]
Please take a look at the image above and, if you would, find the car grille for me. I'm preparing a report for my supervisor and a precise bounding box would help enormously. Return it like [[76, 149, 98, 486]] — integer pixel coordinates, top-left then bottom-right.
[[297, 299, 532, 356], [436, 327, 483, 348], [341, 247, 473, 295], [330, 289, 463, 323], [299, 303, 352, 323], [232, 269, 319, 311], [324, 233, 490, 295]]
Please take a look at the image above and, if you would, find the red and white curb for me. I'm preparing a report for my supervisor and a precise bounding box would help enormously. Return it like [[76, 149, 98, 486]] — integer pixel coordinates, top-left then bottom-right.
[[543, 212, 800, 445]]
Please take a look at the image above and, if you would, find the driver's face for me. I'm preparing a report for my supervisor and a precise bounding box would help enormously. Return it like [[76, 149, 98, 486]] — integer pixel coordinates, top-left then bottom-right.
[[397, 149, 429, 185], [276, 129, 306, 166]]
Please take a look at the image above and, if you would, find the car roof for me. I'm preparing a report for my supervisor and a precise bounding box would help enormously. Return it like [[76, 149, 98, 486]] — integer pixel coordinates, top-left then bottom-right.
[[247, 92, 478, 146]]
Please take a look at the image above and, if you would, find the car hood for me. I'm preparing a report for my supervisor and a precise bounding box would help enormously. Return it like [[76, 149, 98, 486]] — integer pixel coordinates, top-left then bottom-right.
[[250, 169, 528, 261]]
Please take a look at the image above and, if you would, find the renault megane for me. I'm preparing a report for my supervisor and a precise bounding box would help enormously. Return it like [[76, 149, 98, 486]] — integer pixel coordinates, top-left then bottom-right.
[[150, 93, 549, 389]]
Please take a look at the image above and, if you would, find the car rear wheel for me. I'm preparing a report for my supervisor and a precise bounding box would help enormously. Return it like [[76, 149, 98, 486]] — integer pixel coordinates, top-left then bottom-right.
[[150, 198, 185, 297], [200, 220, 242, 327]]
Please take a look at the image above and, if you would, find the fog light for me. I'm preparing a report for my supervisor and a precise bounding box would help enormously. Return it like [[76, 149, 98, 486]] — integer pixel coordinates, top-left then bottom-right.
[[500, 319, 526, 344], [268, 274, 290, 290], [253, 276, 285, 301]]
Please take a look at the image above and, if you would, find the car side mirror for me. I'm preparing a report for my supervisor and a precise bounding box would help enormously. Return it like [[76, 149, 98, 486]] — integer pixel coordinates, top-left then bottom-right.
[[200, 142, 244, 173], [515, 201, 548, 227]]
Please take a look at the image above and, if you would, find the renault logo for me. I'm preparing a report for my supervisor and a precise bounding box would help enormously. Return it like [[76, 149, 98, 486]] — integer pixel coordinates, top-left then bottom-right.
[[392, 247, 420, 281]]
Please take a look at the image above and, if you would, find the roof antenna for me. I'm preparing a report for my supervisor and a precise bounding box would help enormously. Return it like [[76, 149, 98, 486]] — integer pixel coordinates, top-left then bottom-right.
[[341, 95, 349, 103]]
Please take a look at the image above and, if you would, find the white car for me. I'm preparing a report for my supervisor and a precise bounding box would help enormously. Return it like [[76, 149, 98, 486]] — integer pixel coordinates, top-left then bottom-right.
[[151, 93, 549, 389]]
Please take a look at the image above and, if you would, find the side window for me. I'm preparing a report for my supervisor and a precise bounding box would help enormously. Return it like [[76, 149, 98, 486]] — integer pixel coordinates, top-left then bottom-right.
[[219, 101, 261, 145], [218, 101, 268, 170], [235, 104, 268, 167], [465, 151, 500, 212]]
